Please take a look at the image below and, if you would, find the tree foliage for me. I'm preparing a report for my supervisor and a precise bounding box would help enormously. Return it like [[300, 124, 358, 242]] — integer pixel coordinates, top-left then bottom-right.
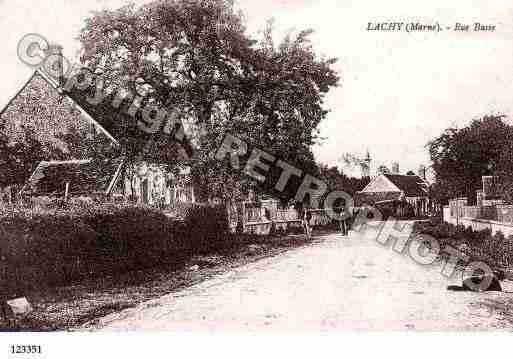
[[0, 122, 52, 203], [377, 165, 390, 175], [318, 164, 370, 197], [496, 132, 513, 204], [428, 115, 511, 204], [78, 0, 339, 202]]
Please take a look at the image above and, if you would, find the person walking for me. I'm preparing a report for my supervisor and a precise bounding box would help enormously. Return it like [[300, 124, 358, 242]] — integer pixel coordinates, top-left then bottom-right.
[[339, 215, 347, 236], [302, 209, 312, 240], [338, 206, 354, 236]]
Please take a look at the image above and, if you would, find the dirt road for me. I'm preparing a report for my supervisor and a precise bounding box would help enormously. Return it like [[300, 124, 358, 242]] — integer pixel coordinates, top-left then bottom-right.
[[89, 222, 513, 331]]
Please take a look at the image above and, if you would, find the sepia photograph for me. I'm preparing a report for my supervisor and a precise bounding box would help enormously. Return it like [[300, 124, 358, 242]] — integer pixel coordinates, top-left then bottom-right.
[[1, 0, 513, 357]]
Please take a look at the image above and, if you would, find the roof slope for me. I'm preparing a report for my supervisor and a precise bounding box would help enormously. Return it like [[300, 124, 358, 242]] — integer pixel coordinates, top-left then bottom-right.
[[22, 158, 123, 196], [0, 71, 106, 154], [383, 174, 428, 197], [354, 191, 403, 207]]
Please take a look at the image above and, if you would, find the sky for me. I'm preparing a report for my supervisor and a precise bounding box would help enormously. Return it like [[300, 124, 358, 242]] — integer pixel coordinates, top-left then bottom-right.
[[1, 0, 513, 177]]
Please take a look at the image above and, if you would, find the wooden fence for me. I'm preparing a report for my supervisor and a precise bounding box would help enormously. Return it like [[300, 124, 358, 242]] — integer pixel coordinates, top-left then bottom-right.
[[228, 201, 345, 235], [243, 206, 299, 223]]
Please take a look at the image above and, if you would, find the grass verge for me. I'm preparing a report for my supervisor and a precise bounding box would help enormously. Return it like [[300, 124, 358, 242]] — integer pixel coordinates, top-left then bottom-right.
[[0, 233, 315, 331]]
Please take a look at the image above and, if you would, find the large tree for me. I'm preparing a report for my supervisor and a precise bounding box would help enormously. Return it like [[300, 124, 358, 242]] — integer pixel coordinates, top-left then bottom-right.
[[318, 164, 370, 196], [428, 115, 510, 204], [496, 128, 513, 204], [78, 0, 339, 202], [0, 123, 51, 202]]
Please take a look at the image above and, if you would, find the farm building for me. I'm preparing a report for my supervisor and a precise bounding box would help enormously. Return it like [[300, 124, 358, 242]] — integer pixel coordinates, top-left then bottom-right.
[[354, 173, 430, 218], [0, 44, 195, 205]]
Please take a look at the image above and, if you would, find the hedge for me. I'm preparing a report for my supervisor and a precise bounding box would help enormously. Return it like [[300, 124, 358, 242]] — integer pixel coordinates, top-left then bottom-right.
[[0, 203, 229, 296], [414, 218, 513, 269], [184, 204, 229, 244]]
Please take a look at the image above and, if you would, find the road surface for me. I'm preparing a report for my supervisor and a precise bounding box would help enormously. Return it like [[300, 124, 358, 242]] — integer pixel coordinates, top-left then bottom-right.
[[89, 222, 513, 331]]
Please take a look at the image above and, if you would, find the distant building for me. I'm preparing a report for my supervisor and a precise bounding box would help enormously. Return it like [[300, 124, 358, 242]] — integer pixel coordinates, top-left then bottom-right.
[[355, 173, 430, 218]]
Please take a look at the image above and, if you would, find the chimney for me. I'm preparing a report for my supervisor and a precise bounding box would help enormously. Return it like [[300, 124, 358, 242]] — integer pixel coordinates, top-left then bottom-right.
[[392, 162, 400, 174], [43, 43, 64, 84]]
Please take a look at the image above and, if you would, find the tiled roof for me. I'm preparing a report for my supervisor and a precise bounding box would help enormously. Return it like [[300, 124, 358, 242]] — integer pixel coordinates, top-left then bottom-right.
[[22, 158, 123, 196], [383, 174, 428, 197], [354, 191, 402, 207]]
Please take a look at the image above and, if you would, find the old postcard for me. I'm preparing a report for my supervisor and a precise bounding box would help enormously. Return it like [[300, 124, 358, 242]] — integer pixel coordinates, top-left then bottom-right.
[[1, 0, 512, 357]]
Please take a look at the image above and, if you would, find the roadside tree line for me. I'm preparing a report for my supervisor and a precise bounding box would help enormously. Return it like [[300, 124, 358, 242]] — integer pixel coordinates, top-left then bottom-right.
[[428, 114, 513, 205]]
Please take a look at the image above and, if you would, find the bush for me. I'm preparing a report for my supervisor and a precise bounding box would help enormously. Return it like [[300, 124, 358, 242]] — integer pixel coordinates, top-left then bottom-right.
[[183, 204, 229, 248], [82, 204, 185, 269], [414, 219, 513, 269], [414, 220, 453, 239], [0, 202, 230, 295], [429, 216, 443, 227], [0, 206, 98, 294]]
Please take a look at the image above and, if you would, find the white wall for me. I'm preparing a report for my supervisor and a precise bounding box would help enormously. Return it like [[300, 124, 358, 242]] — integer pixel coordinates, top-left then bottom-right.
[[362, 175, 399, 193], [124, 163, 195, 205], [443, 206, 513, 237]]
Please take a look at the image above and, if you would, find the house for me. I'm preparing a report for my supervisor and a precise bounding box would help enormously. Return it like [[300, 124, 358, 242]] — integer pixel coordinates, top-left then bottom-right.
[[0, 44, 195, 205], [123, 163, 195, 205], [21, 158, 195, 206], [354, 173, 430, 218]]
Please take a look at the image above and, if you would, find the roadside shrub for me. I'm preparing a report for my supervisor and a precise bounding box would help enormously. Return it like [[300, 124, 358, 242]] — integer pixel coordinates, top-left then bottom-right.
[[414, 219, 513, 269], [0, 207, 97, 294], [428, 216, 443, 227], [183, 204, 229, 249], [82, 204, 185, 269], [415, 221, 453, 239], [469, 228, 492, 244], [0, 201, 248, 295], [0, 203, 188, 295]]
